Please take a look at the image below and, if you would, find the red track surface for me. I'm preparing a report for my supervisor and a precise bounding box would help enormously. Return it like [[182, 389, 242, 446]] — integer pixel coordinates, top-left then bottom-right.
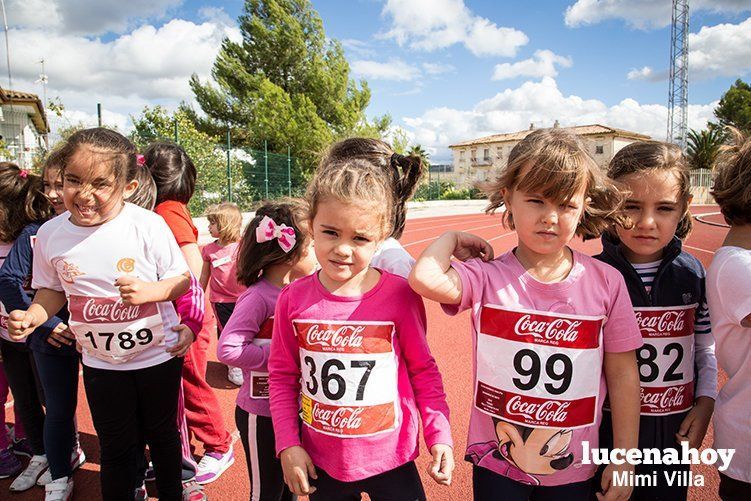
[[2, 206, 728, 500]]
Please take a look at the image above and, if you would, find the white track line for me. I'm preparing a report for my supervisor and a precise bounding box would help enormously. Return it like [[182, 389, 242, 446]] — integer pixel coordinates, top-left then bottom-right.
[[403, 216, 495, 235], [684, 245, 715, 255], [403, 222, 503, 248]]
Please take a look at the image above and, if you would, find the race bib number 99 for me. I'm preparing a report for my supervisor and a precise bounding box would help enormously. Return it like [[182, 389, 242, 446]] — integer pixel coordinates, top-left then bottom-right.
[[634, 305, 696, 416], [475, 306, 604, 429], [68, 295, 166, 364], [294, 320, 399, 438]]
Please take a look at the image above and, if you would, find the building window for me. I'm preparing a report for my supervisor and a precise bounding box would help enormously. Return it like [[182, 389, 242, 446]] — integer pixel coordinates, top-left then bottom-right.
[[459, 150, 465, 160], [483, 148, 490, 161], [496, 147, 503, 159], [470, 149, 477, 161], [595, 145, 604, 154]]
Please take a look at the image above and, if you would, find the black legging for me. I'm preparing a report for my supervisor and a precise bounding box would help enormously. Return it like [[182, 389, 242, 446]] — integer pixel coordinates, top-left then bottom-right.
[[84, 357, 183, 501], [0, 340, 45, 455]]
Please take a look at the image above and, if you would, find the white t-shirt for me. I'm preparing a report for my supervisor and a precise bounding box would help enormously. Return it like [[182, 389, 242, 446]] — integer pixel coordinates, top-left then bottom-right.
[[371, 238, 415, 279], [706, 246, 751, 483], [32, 203, 189, 371]]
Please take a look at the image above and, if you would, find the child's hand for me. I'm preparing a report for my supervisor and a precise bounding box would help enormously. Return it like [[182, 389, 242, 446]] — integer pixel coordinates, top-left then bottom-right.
[[453, 232, 494, 262], [47, 322, 76, 347], [280, 446, 317, 496], [676, 396, 715, 449], [166, 324, 195, 357], [7, 309, 39, 341], [428, 444, 454, 486], [115, 275, 153, 305], [598, 463, 634, 500]]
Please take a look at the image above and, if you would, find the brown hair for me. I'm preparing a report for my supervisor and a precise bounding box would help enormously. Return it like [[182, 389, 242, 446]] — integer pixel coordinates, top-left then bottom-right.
[[0, 162, 54, 242], [236, 198, 309, 286], [206, 202, 242, 243], [607, 140, 693, 239], [143, 142, 196, 206], [57, 128, 139, 189], [712, 127, 751, 226], [315, 138, 423, 239], [483, 128, 628, 239], [126, 166, 157, 211]]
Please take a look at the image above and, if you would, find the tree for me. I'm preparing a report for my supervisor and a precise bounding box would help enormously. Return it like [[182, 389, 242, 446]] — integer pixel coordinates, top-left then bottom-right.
[[714, 79, 751, 132], [407, 144, 431, 169], [687, 127, 727, 170], [130, 106, 256, 214], [188, 0, 388, 177]]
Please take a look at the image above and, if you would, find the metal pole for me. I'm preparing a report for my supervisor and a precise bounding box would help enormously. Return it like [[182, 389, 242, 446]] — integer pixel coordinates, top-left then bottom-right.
[[1, 0, 13, 105], [264, 140, 269, 199], [427, 165, 431, 200], [97, 103, 102, 127], [174, 117, 179, 143], [226, 128, 232, 202], [287, 145, 291, 197]]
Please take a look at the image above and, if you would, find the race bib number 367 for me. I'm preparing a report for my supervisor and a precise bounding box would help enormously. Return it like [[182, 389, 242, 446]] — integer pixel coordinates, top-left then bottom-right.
[[475, 306, 604, 429], [294, 320, 399, 438], [634, 305, 696, 416]]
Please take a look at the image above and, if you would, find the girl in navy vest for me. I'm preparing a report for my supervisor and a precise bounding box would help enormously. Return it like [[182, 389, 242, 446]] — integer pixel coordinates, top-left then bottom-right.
[[596, 141, 717, 500]]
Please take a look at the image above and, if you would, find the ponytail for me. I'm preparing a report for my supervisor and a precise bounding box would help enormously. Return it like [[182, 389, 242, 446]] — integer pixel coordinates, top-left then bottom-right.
[[389, 153, 423, 239]]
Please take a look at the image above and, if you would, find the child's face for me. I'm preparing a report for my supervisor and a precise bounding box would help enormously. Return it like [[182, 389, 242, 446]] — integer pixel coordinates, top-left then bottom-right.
[[291, 238, 318, 277], [616, 169, 684, 264], [208, 220, 219, 238], [62, 148, 135, 226], [43, 167, 65, 215], [311, 199, 383, 286], [504, 179, 587, 258]]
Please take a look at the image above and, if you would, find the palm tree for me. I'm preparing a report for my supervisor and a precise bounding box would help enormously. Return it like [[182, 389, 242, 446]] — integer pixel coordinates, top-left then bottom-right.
[[407, 144, 430, 169], [687, 127, 727, 170]]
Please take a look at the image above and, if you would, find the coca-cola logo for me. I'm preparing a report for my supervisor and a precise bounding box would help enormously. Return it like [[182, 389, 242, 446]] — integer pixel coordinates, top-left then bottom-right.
[[635, 310, 686, 336], [505, 395, 570, 424], [641, 385, 686, 410], [311, 403, 363, 430], [305, 324, 364, 349], [514, 314, 582, 343], [82, 298, 142, 323]]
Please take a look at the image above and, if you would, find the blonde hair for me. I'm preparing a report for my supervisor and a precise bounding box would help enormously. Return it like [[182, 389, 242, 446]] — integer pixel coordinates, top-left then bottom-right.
[[206, 202, 242, 243], [483, 128, 628, 239], [607, 140, 693, 239], [307, 158, 395, 240], [712, 127, 751, 226]]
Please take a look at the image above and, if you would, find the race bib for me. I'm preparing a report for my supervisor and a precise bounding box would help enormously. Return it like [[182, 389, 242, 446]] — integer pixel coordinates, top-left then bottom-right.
[[0, 302, 11, 342], [294, 320, 399, 438], [634, 305, 696, 415], [475, 305, 604, 429], [68, 295, 166, 364], [211, 255, 232, 268], [249, 317, 273, 399]]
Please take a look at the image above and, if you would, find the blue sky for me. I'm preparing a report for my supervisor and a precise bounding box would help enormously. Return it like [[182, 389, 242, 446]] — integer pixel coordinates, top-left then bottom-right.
[[7, 0, 751, 161]]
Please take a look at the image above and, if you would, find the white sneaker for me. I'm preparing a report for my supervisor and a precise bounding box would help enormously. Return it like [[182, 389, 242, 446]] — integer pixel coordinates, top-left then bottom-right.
[[227, 366, 244, 386], [45, 476, 73, 501], [195, 446, 235, 484], [10, 454, 48, 491], [37, 446, 86, 486]]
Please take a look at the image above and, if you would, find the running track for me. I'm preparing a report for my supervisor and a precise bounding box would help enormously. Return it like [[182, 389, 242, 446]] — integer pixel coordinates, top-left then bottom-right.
[[2, 206, 728, 500]]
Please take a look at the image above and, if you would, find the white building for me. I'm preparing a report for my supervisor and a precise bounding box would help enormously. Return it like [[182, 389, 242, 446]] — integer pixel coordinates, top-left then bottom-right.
[[0, 88, 49, 168], [447, 123, 651, 187]]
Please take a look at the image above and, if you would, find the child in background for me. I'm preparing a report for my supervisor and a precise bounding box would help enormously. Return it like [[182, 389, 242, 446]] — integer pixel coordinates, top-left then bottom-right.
[[319, 139, 423, 278], [269, 141, 453, 500], [201, 202, 246, 386], [8, 128, 191, 500], [409, 128, 643, 500], [0, 152, 88, 500], [596, 141, 717, 500], [144, 142, 234, 486], [217, 199, 317, 501], [706, 128, 751, 501], [0, 162, 54, 493]]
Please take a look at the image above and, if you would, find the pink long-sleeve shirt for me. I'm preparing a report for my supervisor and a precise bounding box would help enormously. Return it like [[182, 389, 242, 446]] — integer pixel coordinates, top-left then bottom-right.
[[175, 272, 205, 336], [217, 279, 279, 417], [268, 270, 452, 482]]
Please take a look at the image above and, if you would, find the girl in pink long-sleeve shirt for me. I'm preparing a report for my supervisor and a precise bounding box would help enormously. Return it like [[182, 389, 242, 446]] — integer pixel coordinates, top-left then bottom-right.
[[217, 199, 317, 501], [268, 138, 453, 500]]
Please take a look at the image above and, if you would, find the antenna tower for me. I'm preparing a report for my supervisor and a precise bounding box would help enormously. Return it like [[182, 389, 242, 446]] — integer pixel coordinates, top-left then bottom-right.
[[667, 0, 689, 150]]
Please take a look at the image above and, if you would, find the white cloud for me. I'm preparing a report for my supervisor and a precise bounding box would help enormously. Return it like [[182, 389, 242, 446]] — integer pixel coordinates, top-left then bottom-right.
[[689, 17, 751, 78], [565, 0, 751, 30], [380, 0, 528, 57], [492, 50, 572, 80], [627, 66, 653, 80], [422, 62, 455, 75], [351, 59, 421, 81], [341, 39, 376, 58], [6, 0, 183, 35], [402, 77, 717, 162]]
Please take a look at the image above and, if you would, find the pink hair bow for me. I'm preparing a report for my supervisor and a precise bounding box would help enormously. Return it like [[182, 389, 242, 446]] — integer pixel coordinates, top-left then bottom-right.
[[18, 169, 28, 178], [255, 215, 296, 253], [136, 154, 146, 167]]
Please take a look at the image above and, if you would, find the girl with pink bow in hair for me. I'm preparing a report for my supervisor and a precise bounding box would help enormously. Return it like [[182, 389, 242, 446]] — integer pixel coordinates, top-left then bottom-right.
[[217, 199, 318, 501]]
